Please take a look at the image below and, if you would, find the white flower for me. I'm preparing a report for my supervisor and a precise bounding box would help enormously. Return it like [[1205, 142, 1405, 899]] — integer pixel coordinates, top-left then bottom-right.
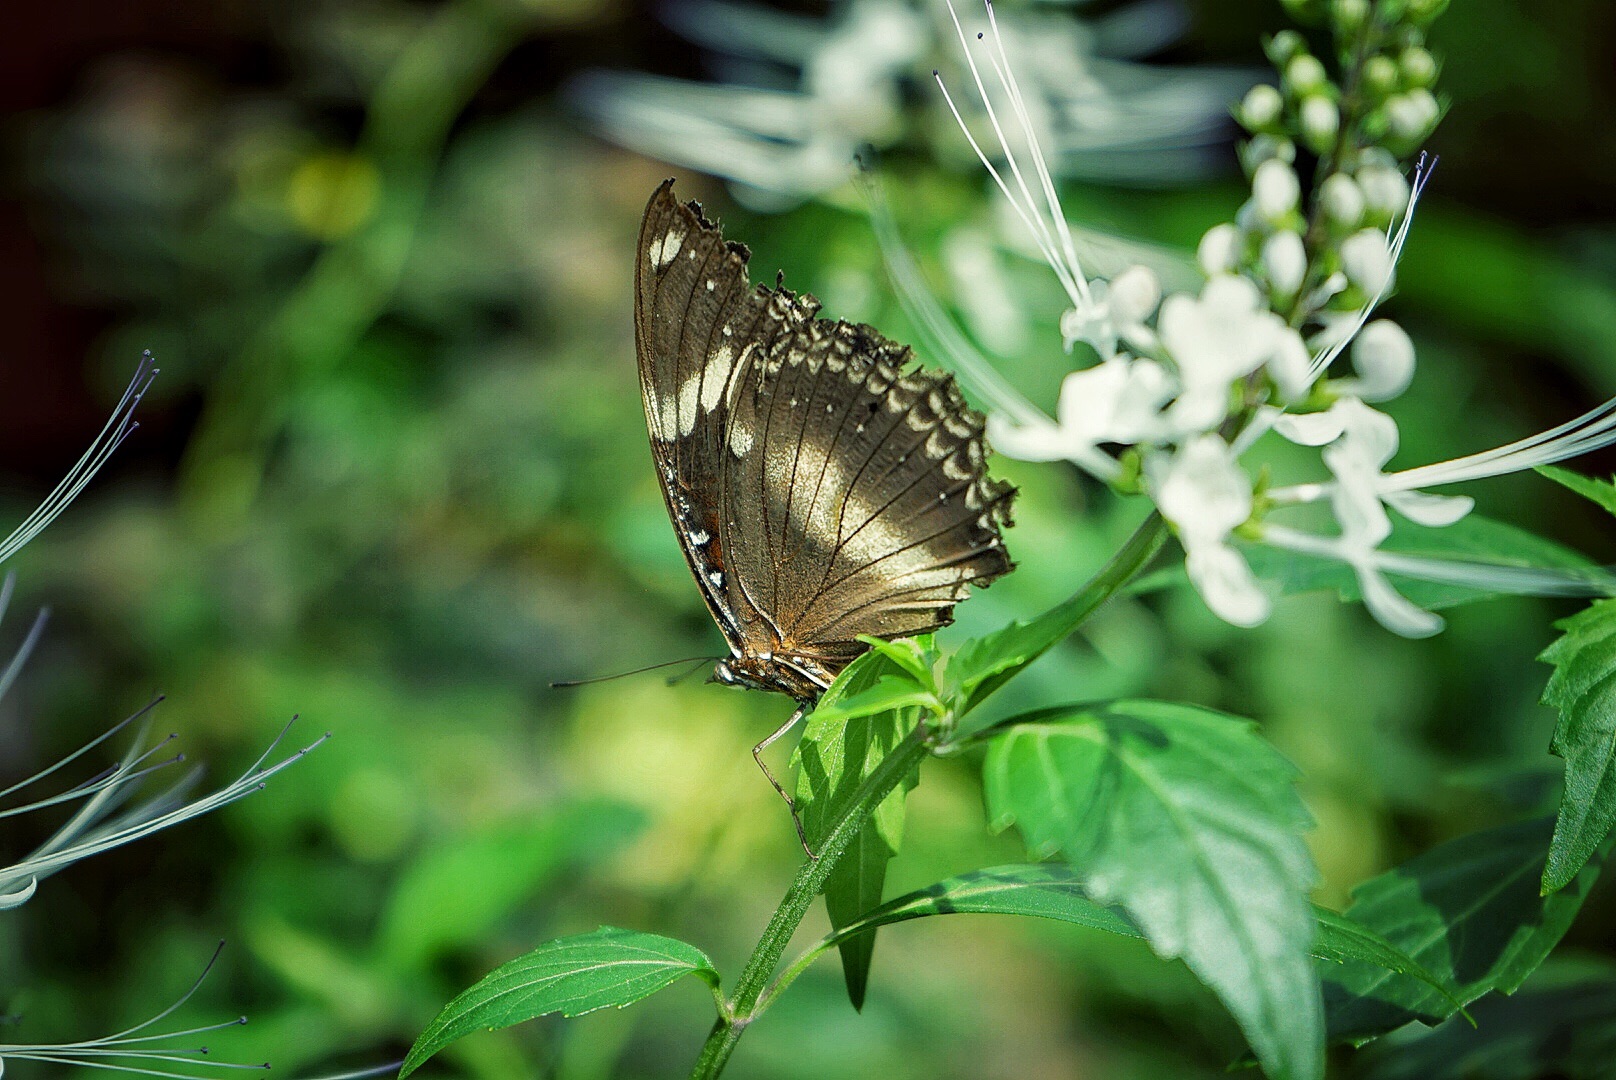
[[1253, 159, 1301, 221], [1357, 162, 1410, 218], [1267, 326, 1316, 403], [1060, 265, 1161, 359], [1303, 154, 1433, 385], [1299, 95, 1340, 147], [1262, 524, 1444, 637], [570, 0, 928, 206], [1341, 228, 1394, 293], [1147, 435, 1269, 626], [1320, 173, 1365, 227], [988, 357, 1173, 473], [1340, 318, 1416, 401], [1197, 223, 1243, 275], [1240, 83, 1283, 129], [1274, 397, 1474, 529], [1262, 230, 1307, 298], [1158, 274, 1286, 433]]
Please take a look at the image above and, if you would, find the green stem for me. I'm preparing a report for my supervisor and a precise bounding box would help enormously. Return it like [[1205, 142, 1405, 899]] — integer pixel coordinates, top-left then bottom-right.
[[689, 728, 930, 1079], [689, 513, 1168, 1078]]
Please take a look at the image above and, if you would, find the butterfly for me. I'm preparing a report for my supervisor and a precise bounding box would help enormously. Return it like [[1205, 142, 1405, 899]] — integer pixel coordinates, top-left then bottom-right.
[[635, 179, 1014, 823]]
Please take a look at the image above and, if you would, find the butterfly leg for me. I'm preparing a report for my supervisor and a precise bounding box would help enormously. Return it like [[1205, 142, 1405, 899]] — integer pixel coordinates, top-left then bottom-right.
[[754, 703, 816, 859]]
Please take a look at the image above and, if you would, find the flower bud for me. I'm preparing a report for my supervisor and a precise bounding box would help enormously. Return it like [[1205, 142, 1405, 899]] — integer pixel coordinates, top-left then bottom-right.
[[1350, 319, 1416, 400], [1253, 159, 1301, 221], [1268, 326, 1315, 403], [1341, 229, 1394, 294], [1362, 54, 1399, 97], [1285, 54, 1329, 96], [1386, 88, 1440, 142], [1406, 0, 1449, 26], [1331, 0, 1369, 35], [1262, 230, 1307, 300], [1320, 173, 1365, 227], [1400, 46, 1438, 88], [1108, 265, 1162, 325], [1267, 29, 1308, 67], [1239, 134, 1296, 176], [1198, 223, 1243, 276], [1299, 95, 1340, 152], [1357, 163, 1410, 218], [1240, 84, 1285, 131]]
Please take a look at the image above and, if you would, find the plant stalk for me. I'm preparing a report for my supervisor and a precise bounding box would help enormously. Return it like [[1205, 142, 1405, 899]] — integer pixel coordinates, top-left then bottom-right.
[[688, 727, 929, 1078], [688, 513, 1167, 1078]]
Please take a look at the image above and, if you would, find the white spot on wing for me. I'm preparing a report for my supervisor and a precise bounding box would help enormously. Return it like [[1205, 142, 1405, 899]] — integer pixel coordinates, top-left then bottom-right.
[[677, 372, 701, 435], [647, 389, 679, 442], [658, 230, 683, 267], [729, 421, 754, 456], [701, 346, 733, 411], [708, 571, 724, 587], [690, 528, 709, 544]]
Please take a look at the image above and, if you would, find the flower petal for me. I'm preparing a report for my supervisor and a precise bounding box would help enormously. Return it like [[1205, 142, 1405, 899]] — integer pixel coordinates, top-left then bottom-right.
[[1383, 489, 1475, 528], [1356, 562, 1444, 638], [1187, 543, 1272, 627]]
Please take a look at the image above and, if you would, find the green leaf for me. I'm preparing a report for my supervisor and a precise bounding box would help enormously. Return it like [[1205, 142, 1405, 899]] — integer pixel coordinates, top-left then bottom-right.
[[1355, 957, 1616, 1080], [982, 701, 1322, 1080], [1539, 598, 1616, 893], [856, 633, 940, 689], [1539, 464, 1616, 518], [817, 864, 1456, 1006], [400, 927, 719, 1077], [943, 517, 1166, 718], [793, 649, 923, 1010], [376, 800, 644, 972], [1245, 512, 1594, 610], [1322, 816, 1607, 1045], [801, 676, 937, 726]]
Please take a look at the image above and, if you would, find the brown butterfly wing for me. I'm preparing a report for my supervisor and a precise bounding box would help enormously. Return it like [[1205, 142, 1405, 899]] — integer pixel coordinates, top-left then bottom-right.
[[724, 306, 1014, 674], [635, 180, 1013, 696]]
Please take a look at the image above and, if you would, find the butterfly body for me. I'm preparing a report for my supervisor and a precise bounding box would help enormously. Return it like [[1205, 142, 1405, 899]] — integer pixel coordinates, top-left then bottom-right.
[[635, 180, 1013, 703]]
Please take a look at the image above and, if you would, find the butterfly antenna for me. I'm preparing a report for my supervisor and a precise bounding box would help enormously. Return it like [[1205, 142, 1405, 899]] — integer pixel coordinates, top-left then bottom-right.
[[550, 656, 721, 690], [664, 657, 716, 687]]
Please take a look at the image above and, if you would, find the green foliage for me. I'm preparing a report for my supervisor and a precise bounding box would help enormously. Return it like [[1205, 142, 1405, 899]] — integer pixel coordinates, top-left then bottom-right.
[[1321, 816, 1606, 1044], [1538, 465, 1616, 518], [943, 517, 1165, 721], [981, 701, 1322, 1080], [793, 645, 927, 1009], [1244, 512, 1594, 609], [1538, 598, 1616, 893], [7, 0, 1615, 1073], [376, 800, 644, 973], [400, 927, 721, 1077], [810, 864, 1459, 1005], [1536, 468, 1616, 893], [1356, 957, 1616, 1080]]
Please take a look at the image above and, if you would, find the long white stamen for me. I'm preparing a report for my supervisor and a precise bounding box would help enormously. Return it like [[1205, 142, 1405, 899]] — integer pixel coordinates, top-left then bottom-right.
[[1267, 393, 1616, 507], [1263, 524, 1616, 600], [863, 169, 1048, 426], [937, 0, 1086, 308], [0, 353, 157, 565], [981, 0, 1089, 302], [1390, 396, 1616, 490], [1306, 154, 1434, 381]]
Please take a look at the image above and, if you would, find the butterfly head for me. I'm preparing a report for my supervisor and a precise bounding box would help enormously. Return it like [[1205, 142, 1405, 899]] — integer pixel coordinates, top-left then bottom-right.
[[710, 651, 831, 702]]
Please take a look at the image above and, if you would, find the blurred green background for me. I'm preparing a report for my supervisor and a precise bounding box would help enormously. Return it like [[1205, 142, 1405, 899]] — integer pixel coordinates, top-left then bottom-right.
[[2, 0, 1614, 1076]]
